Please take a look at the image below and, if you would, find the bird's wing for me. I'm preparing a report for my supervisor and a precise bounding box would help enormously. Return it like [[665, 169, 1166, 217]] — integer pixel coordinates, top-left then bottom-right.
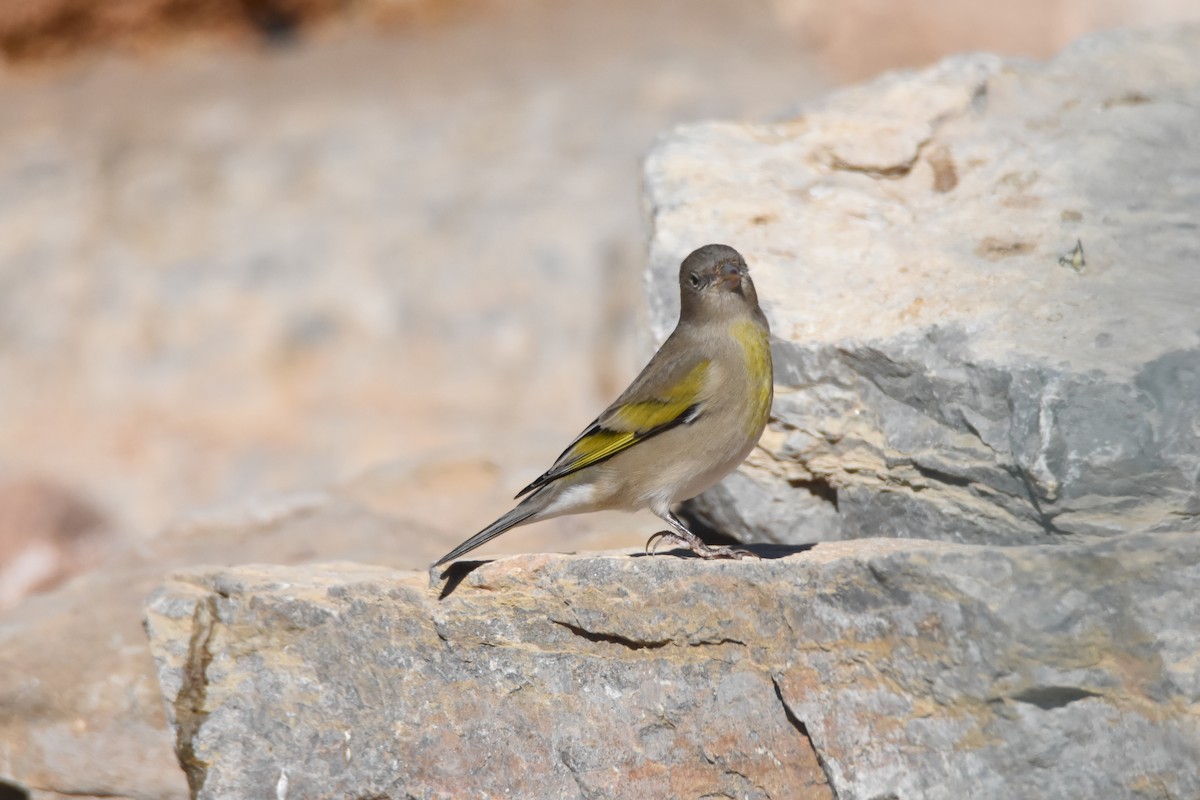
[[515, 348, 711, 498]]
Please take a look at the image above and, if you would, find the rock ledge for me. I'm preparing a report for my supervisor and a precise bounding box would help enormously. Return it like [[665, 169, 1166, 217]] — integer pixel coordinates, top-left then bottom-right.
[[145, 531, 1200, 800]]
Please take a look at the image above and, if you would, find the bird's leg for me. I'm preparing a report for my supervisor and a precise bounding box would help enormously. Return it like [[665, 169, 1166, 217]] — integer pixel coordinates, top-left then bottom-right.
[[645, 512, 757, 560]]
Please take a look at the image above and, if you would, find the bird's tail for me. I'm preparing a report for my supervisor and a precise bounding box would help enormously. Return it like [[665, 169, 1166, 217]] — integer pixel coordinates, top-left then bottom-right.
[[431, 501, 540, 568]]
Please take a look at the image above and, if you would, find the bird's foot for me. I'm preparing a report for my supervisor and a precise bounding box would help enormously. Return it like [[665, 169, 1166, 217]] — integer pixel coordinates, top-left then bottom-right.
[[644, 530, 757, 560]]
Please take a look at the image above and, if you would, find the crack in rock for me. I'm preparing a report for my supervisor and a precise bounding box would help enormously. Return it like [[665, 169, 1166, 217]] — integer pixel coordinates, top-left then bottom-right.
[[174, 594, 218, 797], [1007, 685, 1103, 710], [771, 676, 839, 799], [689, 637, 746, 647], [552, 620, 670, 651]]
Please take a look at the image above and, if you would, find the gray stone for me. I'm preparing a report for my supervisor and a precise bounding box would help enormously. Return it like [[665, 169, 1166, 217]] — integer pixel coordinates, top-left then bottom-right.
[[0, 492, 438, 800], [643, 26, 1200, 545], [144, 530, 1200, 800]]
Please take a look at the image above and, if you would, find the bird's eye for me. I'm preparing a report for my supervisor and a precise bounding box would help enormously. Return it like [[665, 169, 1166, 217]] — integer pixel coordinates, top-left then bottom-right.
[[688, 272, 701, 288]]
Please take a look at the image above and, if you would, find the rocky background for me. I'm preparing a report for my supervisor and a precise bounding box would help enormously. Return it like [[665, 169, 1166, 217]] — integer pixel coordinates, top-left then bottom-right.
[[2, 1, 1199, 798], [650, 28, 1200, 547]]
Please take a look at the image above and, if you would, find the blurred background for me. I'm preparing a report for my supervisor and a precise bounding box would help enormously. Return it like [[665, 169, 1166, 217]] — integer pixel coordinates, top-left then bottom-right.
[[2, 0, 1198, 608]]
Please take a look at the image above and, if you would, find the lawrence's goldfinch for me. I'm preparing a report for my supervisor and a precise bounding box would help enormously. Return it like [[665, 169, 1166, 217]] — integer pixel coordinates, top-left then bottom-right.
[[433, 243, 772, 566]]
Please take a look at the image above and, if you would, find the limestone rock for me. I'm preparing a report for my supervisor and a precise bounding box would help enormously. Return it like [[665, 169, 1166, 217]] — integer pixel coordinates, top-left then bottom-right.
[[0, 462, 674, 800], [144, 530, 1200, 799], [0, 492, 438, 800], [644, 26, 1200, 546]]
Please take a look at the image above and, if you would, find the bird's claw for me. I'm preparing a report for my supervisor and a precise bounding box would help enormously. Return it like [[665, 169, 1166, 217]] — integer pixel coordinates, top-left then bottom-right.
[[644, 530, 758, 560], [644, 530, 684, 557]]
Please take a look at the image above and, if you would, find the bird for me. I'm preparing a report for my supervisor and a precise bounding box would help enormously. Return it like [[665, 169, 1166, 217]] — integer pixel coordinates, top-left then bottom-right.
[[432, 243, 773, 568]]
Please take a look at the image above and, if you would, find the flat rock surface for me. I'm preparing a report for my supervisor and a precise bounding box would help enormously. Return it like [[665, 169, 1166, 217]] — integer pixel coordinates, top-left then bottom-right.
[[144, 530, 1200, 799], [645, 26, 1200, 546]]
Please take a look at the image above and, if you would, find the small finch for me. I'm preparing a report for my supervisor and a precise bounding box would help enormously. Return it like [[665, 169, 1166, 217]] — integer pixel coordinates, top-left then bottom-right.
[[433, 243, 772, 567]]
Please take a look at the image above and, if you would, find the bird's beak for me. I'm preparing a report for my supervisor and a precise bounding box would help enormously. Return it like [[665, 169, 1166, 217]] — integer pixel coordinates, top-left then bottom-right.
[[716, 262, 743, 292]]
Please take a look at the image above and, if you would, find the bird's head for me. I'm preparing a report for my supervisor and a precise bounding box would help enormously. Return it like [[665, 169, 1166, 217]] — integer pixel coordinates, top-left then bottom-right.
[[678, 243, 763, 323]]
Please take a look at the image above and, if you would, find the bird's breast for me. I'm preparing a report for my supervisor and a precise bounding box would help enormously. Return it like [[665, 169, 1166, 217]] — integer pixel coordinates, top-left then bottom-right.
[[730, 318, 773, 435]]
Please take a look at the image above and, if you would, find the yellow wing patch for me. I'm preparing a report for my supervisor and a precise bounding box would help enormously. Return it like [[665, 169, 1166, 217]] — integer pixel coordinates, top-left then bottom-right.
[[516, 359, 711, 496], [570, 358, 710, 467], [560, 429, 639, 471], [607, 359, 710, 430]]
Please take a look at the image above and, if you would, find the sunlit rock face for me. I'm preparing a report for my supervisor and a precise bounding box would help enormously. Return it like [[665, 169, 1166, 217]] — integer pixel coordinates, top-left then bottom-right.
[[145, 532, 1200, 800], [645, 27, 1200, 547]]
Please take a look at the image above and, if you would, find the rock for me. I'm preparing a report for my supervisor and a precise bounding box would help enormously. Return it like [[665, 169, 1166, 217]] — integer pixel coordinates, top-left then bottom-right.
[[0, 491, 439, 800], [643, 25, 1200, 547], [143, 530, 1200, 800], [0, 459, 681, 800]]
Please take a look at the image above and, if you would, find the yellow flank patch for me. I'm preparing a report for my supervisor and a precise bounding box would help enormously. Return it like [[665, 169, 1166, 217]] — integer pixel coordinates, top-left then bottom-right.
[[731, 319, 773, 432]]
